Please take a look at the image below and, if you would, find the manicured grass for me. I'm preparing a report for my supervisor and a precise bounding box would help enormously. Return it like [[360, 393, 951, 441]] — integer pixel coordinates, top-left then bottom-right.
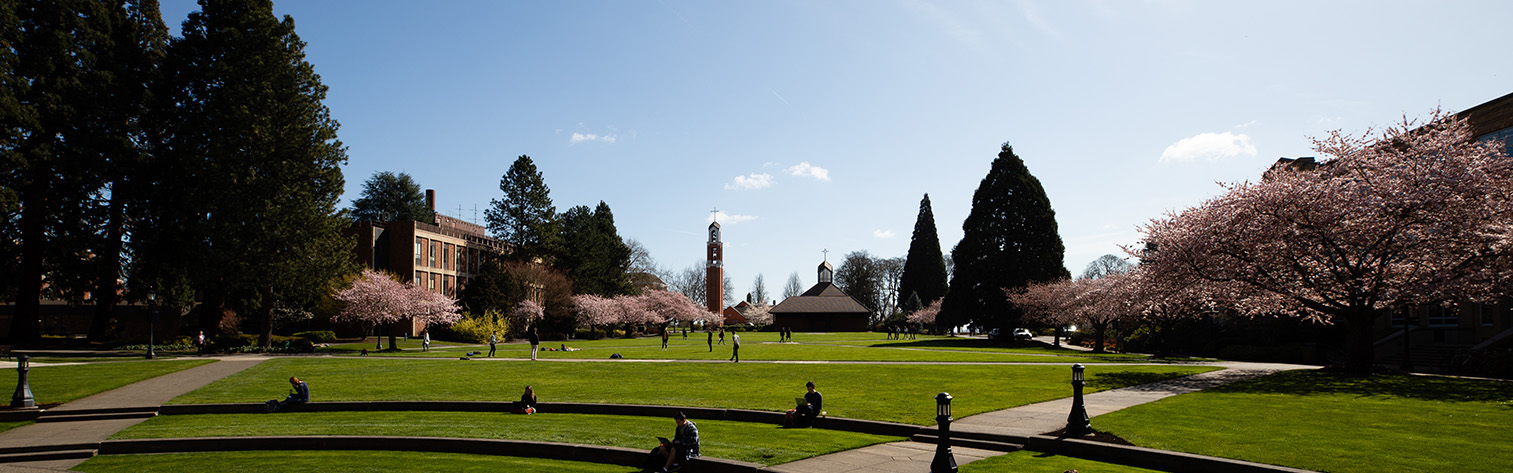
[[959, 450, 1164, 473], [323, 338, 467, 351], [112, 412, 900, 465], [27, 359, 215, 406], [170, 357, 1214, 425], [0, 421, 31, 434], [75, 450, 638, 473], [1094, 370, 1513, 473], [344, 333, 1162, 364]]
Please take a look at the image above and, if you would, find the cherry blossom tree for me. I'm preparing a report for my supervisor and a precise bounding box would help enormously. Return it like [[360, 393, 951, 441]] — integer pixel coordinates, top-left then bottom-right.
[[640, 289, 719, 327], [1138, 111, 1513, 373], [333, 269, 462, 350], [906, 299, 941, 325], [513, 300, 544, 333], [1010, 275, 1132, 353], [572, 294, 618, 338], [743, 303, 773, 326]]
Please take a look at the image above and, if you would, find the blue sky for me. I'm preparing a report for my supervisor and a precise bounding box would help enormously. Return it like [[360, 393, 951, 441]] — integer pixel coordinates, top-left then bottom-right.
[[161, 0, 1513, 302]]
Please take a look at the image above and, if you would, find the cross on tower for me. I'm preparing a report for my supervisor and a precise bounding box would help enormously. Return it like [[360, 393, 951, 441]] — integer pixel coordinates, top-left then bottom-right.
[[822, 249, 829, 261], [710, 207, 719, 223]]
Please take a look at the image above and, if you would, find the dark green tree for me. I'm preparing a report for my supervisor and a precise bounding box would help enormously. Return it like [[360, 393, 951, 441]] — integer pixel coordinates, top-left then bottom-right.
[[350, 171, 431, 223], [554, 201, 634, 297], [898, 193, 948, 312], [485, 155, 557, 261], [941, 143, 1069, 332], [4, 0, 164, 343], [834, 250, 883, 316], [154, 0, 354, 347]]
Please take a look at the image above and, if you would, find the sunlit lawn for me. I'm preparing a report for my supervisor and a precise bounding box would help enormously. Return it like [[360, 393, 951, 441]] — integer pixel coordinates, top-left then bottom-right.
[[1094, 370, 1513, 473], [26, 359, 214, 406], [959, 450, 1164, 473], [169, 357, 1214, 425], [113, 412, 901, 465], [76, 450, 638, 473], [332, 332, 1167, 364]]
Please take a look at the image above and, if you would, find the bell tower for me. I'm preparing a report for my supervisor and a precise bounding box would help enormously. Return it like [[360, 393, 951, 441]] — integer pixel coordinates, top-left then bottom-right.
[[706, 221, 724, 314]]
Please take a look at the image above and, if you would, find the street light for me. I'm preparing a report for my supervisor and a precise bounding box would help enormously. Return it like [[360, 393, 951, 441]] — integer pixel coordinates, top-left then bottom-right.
[[146, 292, 158, 360], [931, 392, 957, 473], [11, 354, 34, 408], [1067, 364, 1090, 436]]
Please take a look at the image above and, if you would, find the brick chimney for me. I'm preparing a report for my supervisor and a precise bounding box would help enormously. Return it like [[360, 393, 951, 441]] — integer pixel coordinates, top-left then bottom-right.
[[426, 189, 436, 212]]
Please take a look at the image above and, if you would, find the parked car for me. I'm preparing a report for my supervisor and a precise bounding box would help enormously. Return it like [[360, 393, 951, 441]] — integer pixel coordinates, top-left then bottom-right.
[[1012, 328, 1033, 340], [986, 328, 1000, 340]]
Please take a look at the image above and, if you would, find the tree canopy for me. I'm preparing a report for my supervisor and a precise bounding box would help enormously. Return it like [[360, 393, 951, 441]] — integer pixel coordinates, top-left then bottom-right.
[[942, 143, 1068, 332], [898, 194, 949, 312], [350, 171, 432, 223], [485, 155, 557, 260]]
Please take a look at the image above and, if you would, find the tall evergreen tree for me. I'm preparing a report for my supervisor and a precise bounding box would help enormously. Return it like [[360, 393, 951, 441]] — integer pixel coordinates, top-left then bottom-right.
[[941, 143, 1068, 332], [154, 0, 354, 346], [898, 193, 948, 312], [5, 0, 162, 342], [350, 171, 431, 223], [554, 201, 634, 297], [485, 155, 557, 260]]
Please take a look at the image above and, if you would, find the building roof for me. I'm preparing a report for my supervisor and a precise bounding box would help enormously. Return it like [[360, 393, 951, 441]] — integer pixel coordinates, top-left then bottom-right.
[[770, 282, 870, 314]]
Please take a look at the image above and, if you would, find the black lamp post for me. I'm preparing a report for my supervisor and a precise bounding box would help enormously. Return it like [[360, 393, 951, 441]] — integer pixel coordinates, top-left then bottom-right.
[[931, 392, 957, 473], [11, 354, 34, 408], [146, 292, 158, 360], [1067, 363, 1091, 436]]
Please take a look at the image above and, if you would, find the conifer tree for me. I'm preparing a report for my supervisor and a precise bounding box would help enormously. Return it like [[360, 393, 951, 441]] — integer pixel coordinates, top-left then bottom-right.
[[554, 201, 634, 297], [941, 143, 1068, 332], [898, 194, 949, 312], [155, 0, 353, 346], [486, 155, 557, 260]]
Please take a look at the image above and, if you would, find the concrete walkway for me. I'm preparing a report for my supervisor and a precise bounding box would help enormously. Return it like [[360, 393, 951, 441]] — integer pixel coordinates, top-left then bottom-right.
[[0, 356, 268, 471], [766, 360, 1316, 472]]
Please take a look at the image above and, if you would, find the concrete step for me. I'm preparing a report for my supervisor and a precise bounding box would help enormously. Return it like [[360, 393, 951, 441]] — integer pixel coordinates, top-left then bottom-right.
[[911, 433, 1023, 452], [0, 449, 96, 463], [36, 409, 156, 423], [0, 443, 98, 456]]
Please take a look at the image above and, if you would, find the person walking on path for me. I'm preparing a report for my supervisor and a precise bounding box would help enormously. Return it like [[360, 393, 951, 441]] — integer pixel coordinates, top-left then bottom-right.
[[729, 333, 741, 362], [661, 326, 670, 350], [707, 330, 713, 352], [421, 329, 431, 352], [718, 328, 725, 345], [489, 332, 498, 357], [529, 328, 540, 361], [196, 330, 207, 354]]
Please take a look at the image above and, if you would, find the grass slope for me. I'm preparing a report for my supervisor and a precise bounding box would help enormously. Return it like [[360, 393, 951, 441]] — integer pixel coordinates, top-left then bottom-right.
[[75, 450, 637, 473], [170, 357, 1213, 425], [28, 359, 215, 406], [112, 412, 900, 465], [1094, 370, 1513, 473], [959, 450, 1165, 473]]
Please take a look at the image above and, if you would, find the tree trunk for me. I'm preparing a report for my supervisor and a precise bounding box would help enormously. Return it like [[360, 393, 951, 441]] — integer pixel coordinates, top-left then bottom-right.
[[1053, 327, 1061, 347], [1344, 310, 1377, 375], [1092, 324, 1107, 354], [89, 195, 127, 341], [387, 322, 399, 350], [11, 183, 46, 344]]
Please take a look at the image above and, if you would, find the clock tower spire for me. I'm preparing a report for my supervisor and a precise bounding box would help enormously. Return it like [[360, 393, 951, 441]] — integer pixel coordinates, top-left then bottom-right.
[[706, 217, 724, 315]]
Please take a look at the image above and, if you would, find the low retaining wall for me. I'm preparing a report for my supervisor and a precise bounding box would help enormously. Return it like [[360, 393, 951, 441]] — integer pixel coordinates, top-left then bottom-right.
[[97, 436, 763, 473]]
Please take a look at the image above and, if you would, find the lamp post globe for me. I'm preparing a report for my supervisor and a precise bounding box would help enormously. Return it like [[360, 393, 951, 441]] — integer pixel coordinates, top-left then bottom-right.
[[931, 392, 957, 473]]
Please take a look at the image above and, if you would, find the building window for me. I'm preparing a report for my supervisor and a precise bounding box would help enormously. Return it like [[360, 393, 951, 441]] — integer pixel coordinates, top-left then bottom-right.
[[443, 243, 452, 270], [1389, 308, 1406, 327], [444, 275, 454, 296], [1426, 304, 1457, 327], [429, 273, 438, 292], [428, 241, 437, 268], [1480, 302, 1494, 326], [415, 238, 424, 266], [415, 271, 424, 285], [455, 246, 464, 273]]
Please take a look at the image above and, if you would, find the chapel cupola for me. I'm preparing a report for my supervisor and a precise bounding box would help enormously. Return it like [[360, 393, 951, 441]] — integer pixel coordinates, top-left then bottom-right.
[[817, 260, 834, 284]]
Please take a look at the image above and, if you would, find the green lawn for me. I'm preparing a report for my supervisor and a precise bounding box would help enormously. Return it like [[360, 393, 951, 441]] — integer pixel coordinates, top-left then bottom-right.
[[959, 450, 1165, 473], [1094, 370, 1513, 473], [112, 412, 900, 465], [169, 357, 1214, 425], [338, 333, 1167, 364], [27, 359, 215, 406], [75, 450, 638, 473]]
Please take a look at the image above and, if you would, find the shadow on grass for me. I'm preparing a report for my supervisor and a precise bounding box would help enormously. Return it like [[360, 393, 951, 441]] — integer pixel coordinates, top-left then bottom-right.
[[1085, 371, 1203, 391], [1210, 370, 1513, 404]]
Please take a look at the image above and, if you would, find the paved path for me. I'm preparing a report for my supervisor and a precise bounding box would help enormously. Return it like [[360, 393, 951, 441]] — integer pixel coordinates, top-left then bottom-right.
[[0, 356, 268, 471], [769, 360, 1316, 472]]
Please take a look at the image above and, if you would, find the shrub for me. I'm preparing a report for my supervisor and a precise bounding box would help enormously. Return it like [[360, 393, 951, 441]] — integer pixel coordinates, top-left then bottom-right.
[[445, 312, 510, 343], [293, 331, 338, 343]]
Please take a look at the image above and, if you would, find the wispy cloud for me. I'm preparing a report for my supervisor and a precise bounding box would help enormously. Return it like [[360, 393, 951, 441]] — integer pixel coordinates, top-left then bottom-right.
[[786, 162, 831, 181], [724, 173, 774, 191], [570, 132, 616, 144], [1159, 131, 1257, 164], [707, 211, 756, 224], [873, 229, 896, 238]]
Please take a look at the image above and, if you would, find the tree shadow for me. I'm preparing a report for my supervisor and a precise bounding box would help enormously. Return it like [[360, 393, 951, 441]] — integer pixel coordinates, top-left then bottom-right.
[[1209, 370, 1513, 404], [1085, 371, 1203, 391]]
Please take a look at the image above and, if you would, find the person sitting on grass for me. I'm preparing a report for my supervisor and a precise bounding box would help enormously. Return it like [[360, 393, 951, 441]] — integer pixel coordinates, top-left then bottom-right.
[[269, 376, 309, 412], [513, 385, 537, 414], [786, 381, 823, 427], [655, 411, 700, 472]]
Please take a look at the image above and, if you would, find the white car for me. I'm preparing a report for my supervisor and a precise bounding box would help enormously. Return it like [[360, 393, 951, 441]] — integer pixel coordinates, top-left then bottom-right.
[[1012, 328, 1033, 340]]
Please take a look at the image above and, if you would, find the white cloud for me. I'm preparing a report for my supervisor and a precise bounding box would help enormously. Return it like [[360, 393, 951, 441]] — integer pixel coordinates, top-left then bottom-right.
[[873, 229, 896, 239], [570, 132, 617, 143], [786, 162, 831, 181], [1159, 132, 1257, 164], [707, 211, 756, 224], [724, 173, 774, 191]]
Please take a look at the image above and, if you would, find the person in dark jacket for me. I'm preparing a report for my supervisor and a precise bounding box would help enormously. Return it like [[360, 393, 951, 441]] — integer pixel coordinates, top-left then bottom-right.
[[529, 328, 540, 361], [514, 385, 537, 414], [655, 411, 700, 472], [795, 381, 822, 427], [282, 377, 309, 406]]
